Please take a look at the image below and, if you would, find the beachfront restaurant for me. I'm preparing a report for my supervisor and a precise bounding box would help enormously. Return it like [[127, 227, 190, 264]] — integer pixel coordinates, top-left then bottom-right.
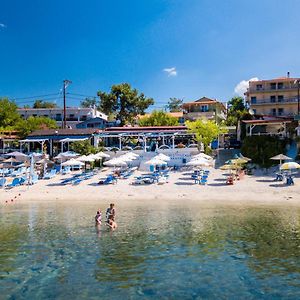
[[95, 126, 197, 151], [21, 128, 100, 156], [20, 126, 198, 155]]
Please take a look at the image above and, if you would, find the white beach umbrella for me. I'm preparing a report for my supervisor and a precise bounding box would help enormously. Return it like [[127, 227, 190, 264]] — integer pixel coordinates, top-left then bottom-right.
[[103, 158, 127, 167], [61, 158, 84, 167], [193, 153, 213, 160], [145, 158, 168, 166], [186, 159, 210, 167], [280, 162, 300, 170], [78, 155, 95, 162], [270, 154, 292, 166], [55, 151, 79, 159], [4, 151, 28, 158], [95, 152, 110, 158], [155, 153, 171, 161]]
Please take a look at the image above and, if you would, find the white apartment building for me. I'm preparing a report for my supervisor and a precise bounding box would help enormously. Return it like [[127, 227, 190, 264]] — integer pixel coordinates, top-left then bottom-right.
[[17, 107, 108, 128]]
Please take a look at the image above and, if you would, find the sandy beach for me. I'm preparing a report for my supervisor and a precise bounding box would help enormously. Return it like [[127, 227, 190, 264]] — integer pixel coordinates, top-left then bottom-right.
[[1, 167, 299, 207]]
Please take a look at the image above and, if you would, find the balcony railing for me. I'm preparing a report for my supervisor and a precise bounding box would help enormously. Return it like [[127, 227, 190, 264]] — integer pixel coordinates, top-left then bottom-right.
[[249, 98, 299, 105], [248, 86, 298, 93]]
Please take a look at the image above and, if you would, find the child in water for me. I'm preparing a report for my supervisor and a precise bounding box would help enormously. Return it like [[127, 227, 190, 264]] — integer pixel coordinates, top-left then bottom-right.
[[95, 210, 102, 225]]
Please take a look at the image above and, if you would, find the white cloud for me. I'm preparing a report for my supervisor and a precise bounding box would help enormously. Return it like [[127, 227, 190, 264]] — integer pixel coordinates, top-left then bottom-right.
[[234, 77, 259, 96], [0, 23, 6, 28], [163, 67, 177, 77]]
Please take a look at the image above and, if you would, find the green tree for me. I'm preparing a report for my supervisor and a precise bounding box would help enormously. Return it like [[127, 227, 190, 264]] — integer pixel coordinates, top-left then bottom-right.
[[0, 98, 21, 127], [241, 136, 289, 168], [15, 116, 57, 138], [226, 97, 250, 126], [97, 83, 154, 126], [139, 110, 179, 127], [186, 119, 227, 153], [70, 140, 98, 155], [167, 97, 183, 112], [80, 97, 97, 108], [33, 100, 57, 108]]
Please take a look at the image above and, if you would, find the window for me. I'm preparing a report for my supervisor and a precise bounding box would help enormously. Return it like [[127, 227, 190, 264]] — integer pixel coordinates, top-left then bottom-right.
[[270, 96, 276, 103], [250, 97, 257, 104], [278, 95, 284, 102], [278, 108, 284, 116], [277, 82, 283, 89], [271, 108, 276, 116], [256, 84, 263, 91], [270, 83, 276, 90], [43, 114, 48, 118], [200, 105, 208, 112], [80, 115, 87, 121], [55, 114, 62, 121]]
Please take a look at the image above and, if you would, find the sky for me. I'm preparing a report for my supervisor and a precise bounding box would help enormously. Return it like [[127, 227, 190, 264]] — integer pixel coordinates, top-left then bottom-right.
[[1, 0, 300, 110]]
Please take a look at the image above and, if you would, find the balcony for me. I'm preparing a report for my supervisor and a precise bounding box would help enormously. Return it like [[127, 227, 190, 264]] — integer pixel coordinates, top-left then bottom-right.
[[248, 86, 298, 93], [183, 111, 216, 120], [249, 98, 299, 105]]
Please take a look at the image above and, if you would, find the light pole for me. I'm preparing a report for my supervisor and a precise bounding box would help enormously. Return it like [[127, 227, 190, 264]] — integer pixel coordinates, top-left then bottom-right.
[[63, 79, 72, 129]]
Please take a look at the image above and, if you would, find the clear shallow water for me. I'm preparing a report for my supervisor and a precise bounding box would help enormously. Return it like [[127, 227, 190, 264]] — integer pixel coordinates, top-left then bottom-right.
[[1, 203, 300, 299]]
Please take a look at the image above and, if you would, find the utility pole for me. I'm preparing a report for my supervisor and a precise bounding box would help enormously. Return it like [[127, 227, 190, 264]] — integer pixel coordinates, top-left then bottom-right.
[[63, 79, 72, 129]]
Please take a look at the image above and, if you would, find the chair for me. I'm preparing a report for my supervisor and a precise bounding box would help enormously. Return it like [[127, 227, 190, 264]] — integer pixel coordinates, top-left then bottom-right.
[[0, 178, 6, 187], [44, 169, 56, 179]]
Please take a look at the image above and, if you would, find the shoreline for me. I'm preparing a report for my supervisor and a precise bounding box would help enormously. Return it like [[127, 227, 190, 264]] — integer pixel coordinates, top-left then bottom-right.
[[1, 168, 299, 208]]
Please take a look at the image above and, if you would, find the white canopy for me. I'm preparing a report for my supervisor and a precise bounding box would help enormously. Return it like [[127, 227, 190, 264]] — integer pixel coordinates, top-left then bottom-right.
[[186, 158, 210, 167], [61, 158, 84, 166], [94, 152, 110, 159], [103, 158, 127, 167], [54, 151, 80, 159], [59, 138, 88, 142], [192, 153, 213, 160], [19, 139, 48, 143], [4, 151, 28, 158], [145, 158, 168, 165], [280, 162, 300, 170], [78, 155, 95, 162]]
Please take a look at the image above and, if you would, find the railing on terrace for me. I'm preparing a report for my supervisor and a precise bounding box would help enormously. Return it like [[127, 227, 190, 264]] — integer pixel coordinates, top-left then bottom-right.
[[249, 98, 299, 105], [248, 86, 298, 93]]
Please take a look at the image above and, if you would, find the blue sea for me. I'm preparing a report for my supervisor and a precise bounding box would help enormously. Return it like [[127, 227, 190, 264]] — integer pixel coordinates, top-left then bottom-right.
[[1, 202, 300, 299]]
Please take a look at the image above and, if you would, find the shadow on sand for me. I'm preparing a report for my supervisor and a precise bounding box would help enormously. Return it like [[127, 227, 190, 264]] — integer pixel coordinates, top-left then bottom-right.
[[175, 182, 195, 186]]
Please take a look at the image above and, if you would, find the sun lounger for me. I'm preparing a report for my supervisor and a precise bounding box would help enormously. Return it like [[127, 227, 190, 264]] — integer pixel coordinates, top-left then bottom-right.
[[98, 175, 117, 185], [6, 178, 21, 189], [72, 178, 82, 185]]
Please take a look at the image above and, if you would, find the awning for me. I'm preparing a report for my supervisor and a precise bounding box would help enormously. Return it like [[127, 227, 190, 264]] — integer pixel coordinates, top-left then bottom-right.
[[59, 138, 88, 142], [20, 138, 49, 143]]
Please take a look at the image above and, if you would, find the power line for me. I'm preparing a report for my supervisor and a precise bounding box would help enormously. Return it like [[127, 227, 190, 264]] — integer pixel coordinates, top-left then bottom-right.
[[11, 93, 59, 100]]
